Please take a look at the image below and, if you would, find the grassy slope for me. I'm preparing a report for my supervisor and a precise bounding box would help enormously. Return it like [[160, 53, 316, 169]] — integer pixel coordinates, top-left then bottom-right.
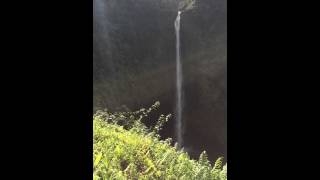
[[93, 115, 227, 180]]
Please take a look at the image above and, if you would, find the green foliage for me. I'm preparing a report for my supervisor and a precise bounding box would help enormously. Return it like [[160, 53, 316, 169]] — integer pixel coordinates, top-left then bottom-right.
[[93, 102, 227, 180]]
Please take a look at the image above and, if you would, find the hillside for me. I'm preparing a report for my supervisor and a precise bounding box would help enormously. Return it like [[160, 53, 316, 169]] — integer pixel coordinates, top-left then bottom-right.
[[93, 103, 227, 179]]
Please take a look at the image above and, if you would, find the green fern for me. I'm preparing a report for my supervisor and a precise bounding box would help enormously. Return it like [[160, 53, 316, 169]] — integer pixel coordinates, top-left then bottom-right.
[[93, 102, 227, 180]]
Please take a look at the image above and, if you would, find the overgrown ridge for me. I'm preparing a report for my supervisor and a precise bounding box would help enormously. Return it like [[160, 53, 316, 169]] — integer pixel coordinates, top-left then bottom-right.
[[93, 102, 227, 180]]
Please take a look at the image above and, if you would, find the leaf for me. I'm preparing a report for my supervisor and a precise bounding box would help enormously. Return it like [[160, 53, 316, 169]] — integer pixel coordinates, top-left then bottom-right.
[[94, 152, 103, 167], [93, 175, 99, 180]]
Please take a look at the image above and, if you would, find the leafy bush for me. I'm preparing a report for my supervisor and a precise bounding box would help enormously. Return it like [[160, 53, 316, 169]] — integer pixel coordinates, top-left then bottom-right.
[[93, 102, 227, 180]]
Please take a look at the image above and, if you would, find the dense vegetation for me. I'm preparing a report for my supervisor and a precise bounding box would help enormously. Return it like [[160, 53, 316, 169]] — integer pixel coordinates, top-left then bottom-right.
[[93, 102, 227, 179]]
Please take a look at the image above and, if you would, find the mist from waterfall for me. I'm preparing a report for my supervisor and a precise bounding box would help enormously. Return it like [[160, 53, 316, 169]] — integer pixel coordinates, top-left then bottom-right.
[[175, 11, 183, 147]]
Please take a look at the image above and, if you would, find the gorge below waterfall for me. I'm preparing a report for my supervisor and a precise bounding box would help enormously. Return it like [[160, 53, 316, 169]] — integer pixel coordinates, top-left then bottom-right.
[[93, 0, 227, 162]]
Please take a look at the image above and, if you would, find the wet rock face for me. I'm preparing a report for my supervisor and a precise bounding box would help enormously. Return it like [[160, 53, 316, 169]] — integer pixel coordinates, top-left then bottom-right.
[[93, 0, 227, 162]]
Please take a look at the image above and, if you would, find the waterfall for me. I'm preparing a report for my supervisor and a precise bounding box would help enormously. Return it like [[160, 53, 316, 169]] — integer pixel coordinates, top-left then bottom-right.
[[175, 11, 183, 147]]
